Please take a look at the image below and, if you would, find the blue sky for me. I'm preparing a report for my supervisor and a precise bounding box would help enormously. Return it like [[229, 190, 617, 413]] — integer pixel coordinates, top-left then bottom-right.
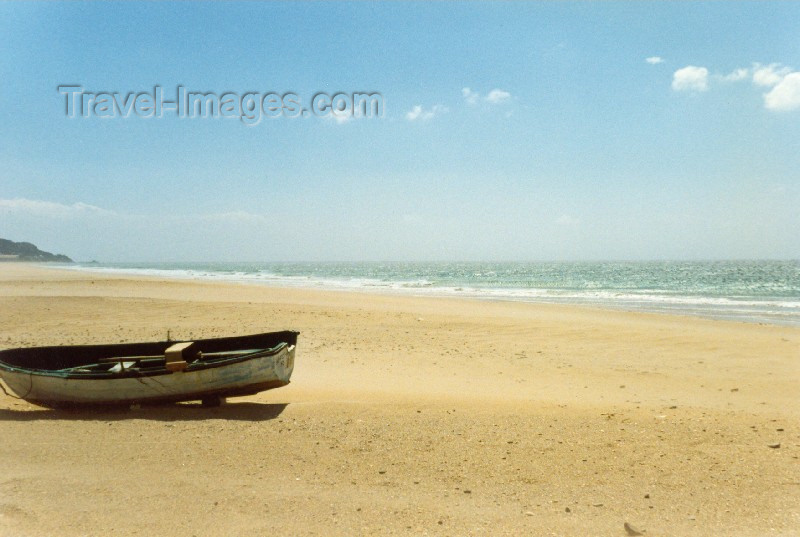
[[1, 1, 798, 261]]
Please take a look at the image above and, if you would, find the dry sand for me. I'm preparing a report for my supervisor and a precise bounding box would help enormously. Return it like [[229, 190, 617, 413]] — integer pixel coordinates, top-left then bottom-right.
[[0, 263, 798, 536]]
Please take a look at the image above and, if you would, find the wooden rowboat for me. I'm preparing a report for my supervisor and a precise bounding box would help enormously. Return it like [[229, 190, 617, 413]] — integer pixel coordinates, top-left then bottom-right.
[[0, 331, 298, 407]]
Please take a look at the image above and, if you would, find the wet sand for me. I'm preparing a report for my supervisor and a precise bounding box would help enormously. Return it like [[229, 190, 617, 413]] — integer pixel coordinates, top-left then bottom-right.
[[0, 263, 798, 536]]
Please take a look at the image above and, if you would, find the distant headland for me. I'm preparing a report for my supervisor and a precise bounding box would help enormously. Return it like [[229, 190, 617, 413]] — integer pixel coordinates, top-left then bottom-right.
[[0, 238, 72, 262]]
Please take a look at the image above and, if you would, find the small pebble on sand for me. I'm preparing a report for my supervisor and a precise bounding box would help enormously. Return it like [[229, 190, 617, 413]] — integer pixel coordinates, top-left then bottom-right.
[[624, 522, 644, 536]]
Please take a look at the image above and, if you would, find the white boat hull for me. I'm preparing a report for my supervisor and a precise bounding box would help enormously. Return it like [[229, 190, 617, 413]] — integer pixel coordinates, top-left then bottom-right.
[[0, 345, 294, 406]]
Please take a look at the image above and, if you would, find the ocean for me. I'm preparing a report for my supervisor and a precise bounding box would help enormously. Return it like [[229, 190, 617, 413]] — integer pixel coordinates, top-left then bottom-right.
[[62, 260, 800, 326]]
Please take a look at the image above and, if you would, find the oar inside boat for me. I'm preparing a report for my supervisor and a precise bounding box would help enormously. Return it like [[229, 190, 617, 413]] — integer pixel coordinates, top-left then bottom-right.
[[95, 341, 200, 372], [96, 346, 271, 365]]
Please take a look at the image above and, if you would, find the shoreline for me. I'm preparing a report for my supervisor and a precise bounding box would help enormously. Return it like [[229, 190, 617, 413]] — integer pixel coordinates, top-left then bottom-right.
[[1, 262, 798, 536], [49, 261, 800, 327], [16, 262, 800, 334]]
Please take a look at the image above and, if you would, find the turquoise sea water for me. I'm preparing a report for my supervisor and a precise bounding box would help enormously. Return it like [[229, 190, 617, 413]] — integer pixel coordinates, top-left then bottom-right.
[[64, 261, 800, 326]]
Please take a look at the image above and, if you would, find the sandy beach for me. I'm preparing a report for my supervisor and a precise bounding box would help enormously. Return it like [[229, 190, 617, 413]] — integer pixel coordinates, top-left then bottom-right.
[[0, 262, 797, 537]]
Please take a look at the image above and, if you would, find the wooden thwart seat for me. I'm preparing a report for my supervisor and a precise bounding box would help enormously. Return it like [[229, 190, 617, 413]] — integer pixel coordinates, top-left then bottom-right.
[[164, 342, 196, 372]]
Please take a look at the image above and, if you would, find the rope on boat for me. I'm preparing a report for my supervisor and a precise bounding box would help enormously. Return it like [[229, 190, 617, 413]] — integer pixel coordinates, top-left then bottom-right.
[[0, 375, 25, 400], [0, 380, 19, 398]]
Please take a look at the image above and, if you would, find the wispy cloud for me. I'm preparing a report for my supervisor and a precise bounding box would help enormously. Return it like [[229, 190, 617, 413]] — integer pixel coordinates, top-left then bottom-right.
[[461, 87, 480, 105], [721, 67, 749, 81], [462, 87, 512, 105], [645, 56, 664, 65], [671, 66, 709, 92], [325, 112, 352, 125], [405, 104, 447, 121], [0, 198, 116, 217], [485, 89, 511, 104], [0, 197, 272, 224], [556, 214, 580, 227], [752, 63, 792, 87], [197, 210, 269, 223]]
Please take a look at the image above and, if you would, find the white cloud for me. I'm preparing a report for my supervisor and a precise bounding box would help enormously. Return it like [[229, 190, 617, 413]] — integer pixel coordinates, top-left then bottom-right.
[[646, 56, 664, 65], [326, 112, 352, 124], [462, 87, 513, 105], [461, 87, 479, 105], [752, 63, 791, 87], [666, 61, 800, 111], [485, 89, 511, 104], [722, 67, 749, 81], [405, 104, 447, 121], [556, 214, 580, 226], [672, 66, 709, 91], [764, 72, 800, 111], [0, 198, 115, 217], [405, 105, 424, 121]]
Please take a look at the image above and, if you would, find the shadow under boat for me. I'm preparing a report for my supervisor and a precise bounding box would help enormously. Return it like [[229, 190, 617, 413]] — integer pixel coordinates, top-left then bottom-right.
[[0, 401, 289, 422]]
